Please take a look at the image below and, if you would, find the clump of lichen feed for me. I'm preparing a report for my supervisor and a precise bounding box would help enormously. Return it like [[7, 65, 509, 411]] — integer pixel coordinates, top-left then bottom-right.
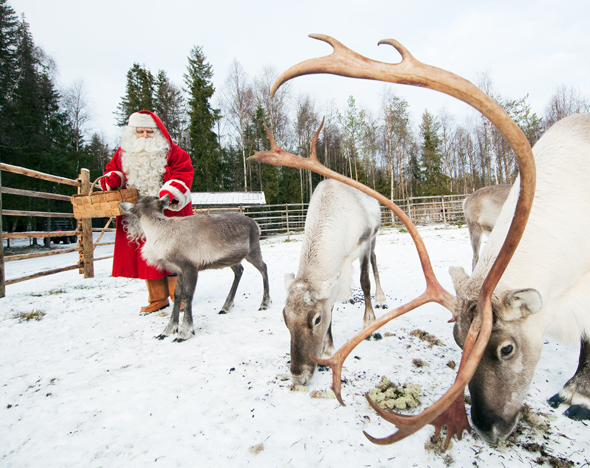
[[519, 404, 550, 434], [409, 329, 443, 347], [368, 376, 421, 410]]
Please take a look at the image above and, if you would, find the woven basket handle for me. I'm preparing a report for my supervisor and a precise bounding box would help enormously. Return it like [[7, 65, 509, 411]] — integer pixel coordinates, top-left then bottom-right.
[[90, 175, 125, 202]]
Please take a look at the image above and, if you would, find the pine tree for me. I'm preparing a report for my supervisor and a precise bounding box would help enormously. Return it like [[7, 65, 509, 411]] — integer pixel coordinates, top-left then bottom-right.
[[154, 70, 185, 142], [418, 110, 449, 196], [114, 63, 155, 126], [246, 105, 279, 203], [0, 0, 19, 112], [184, 45, 221, 192], [85, 132, 111, 178], [2, 14, 89, 229]]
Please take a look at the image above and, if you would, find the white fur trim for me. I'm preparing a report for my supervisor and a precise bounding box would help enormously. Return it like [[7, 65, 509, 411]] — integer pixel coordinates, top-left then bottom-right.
[[128, 112, 157, 128], [159, 180, 191, 211], [104, 171, 125, 190]]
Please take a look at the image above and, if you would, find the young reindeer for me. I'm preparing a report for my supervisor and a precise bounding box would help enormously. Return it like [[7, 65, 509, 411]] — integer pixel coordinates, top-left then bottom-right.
[[284, 178, 387, 385], [120, 195, 271, 342], [463, 184, 511, 269]]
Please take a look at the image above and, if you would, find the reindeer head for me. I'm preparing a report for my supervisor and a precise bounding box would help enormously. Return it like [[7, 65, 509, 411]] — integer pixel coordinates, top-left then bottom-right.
[[248, 34, 536, 450], [450, 266, 544, 443], [283, 273, 339, 385], [120, 194, 171, 219]]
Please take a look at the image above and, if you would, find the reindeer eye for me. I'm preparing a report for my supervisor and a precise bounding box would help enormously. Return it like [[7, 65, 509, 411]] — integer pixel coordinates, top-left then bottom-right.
[[500, 344, 514, 358], [314, 315, 321, 326]]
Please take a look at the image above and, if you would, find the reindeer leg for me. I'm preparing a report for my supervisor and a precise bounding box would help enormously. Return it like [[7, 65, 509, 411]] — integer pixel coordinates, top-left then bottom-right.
[[246, 248, 272, 310], [360, 250, 381, 341], [174, 268, 198, 342], [219, 264, 243, 314], [548, 336, 590, 420], [370, 238, 387, 309], [469, 224, 482, 271], [156, 275, 183, 340]]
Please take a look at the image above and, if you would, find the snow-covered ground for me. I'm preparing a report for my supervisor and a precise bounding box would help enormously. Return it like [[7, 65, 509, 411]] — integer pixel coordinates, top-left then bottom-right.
[[1, 226, 588, 467]]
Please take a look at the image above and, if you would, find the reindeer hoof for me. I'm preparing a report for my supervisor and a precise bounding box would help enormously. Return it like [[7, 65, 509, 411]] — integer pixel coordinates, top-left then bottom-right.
[[218, 310, 227, 315], [564, 405, 590, 421], [365, 332, 383, 341], [155, 334, 168, 340], [172, 337, 186, 343], [317, 364, 330, 372], [548, 393, 565, 408]]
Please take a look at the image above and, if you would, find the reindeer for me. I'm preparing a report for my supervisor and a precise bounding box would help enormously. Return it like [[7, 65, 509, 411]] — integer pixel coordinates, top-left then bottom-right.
[[120, 195, 271, 342], [449, 113, 590, 443], [248, 34, 588, 450], [283, 178, 387, 385], [463, 184, 511, 269]]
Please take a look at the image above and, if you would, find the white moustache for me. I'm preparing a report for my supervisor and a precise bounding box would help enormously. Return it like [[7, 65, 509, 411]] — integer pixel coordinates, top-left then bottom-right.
[[131, 136, 168, 153]]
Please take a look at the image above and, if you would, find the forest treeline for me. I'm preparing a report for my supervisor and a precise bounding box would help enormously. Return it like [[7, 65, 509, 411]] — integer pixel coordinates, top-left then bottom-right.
[[2, 0, 590, 232]]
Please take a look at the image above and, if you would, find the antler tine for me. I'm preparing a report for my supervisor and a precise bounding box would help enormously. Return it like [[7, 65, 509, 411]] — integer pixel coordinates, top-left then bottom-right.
[[310, 117, 325, 162], [263, 123, 278, 149]]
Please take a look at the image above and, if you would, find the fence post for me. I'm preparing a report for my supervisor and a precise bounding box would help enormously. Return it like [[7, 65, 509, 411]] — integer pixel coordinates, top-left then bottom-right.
[[78, 169, 94, 279], [286, 204, 290, 241], [0, 168, 5, 298], [406, 198, 412, 223], [441, 196, 447, 227]]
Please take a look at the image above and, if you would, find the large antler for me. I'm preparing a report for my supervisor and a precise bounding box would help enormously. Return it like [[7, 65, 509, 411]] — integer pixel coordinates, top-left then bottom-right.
[[250, 35, 536, 449]]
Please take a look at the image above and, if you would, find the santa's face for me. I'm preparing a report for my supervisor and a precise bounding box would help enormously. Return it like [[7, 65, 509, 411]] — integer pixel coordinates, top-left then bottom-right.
[[136, 127, 154, 139]]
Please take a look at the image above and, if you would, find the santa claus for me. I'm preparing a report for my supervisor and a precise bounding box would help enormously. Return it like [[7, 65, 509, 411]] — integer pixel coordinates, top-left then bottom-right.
[[101, 110, 194, 314]]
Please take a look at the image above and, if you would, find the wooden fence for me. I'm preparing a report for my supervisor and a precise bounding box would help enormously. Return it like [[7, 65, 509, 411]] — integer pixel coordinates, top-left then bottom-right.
[[197, 194, 467, 239], [2, 163, 469, 297], [0, 164, 114, 298]]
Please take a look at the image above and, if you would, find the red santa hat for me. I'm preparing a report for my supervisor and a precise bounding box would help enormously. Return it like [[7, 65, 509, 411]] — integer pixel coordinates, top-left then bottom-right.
[[128, 112, 158, 128]]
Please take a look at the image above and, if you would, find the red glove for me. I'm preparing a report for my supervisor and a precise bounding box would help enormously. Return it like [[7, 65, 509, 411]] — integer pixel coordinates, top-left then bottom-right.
[[100, 172, 122, 190], [159, 190, 175, 202]]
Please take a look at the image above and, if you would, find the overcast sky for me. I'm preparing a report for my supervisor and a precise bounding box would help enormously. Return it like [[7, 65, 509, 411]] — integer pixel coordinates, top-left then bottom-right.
[[13, 0, 590, 144]]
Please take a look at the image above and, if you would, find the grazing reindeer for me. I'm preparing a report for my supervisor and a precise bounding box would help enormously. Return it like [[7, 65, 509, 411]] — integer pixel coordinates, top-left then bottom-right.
[[283, 179, 387, 385], [463, 184, 511, 269], [120, 195, 271, 342], [450, 113, 590, 443]]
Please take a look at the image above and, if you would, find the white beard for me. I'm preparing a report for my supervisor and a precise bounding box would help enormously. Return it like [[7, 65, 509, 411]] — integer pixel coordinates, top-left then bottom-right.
[[120, 126, 170, 198], [119, 126, 171, 243]]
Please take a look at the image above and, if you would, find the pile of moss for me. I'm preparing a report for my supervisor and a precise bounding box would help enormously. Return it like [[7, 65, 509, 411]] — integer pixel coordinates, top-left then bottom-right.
[[368, 376, 421, 410]]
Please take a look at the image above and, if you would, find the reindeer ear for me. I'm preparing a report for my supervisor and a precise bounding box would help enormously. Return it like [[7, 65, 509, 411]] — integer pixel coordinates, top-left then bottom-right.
[[119, 202, 133, 213], [500, 288, 543, 321], [449, 266, 470, 293], [315, 274, 340, 300], [284, 273, 295, 291]]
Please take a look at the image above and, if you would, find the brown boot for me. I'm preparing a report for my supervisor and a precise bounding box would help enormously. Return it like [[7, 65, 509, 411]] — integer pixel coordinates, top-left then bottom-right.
[[140, 278, 170, 315], [167, 276, 184, 311]]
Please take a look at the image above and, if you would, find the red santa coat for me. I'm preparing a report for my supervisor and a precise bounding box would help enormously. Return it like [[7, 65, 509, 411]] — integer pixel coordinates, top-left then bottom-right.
[[103, 111, 194, 279]]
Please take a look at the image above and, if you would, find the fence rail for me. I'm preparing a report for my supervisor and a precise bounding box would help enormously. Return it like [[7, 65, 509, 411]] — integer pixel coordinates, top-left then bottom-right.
[[194, 194, 468, 238], [0, 164, 114, 297]]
